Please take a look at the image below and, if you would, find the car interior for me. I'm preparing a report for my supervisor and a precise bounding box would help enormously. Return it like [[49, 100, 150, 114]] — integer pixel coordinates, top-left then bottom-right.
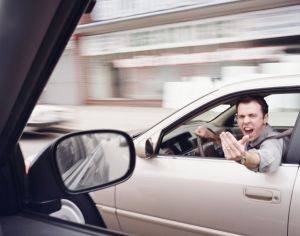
[[158, 92, 300, 160]]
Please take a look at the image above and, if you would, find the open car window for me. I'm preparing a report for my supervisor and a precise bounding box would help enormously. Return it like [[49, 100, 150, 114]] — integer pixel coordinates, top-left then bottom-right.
[[158, 92, 300, 161]]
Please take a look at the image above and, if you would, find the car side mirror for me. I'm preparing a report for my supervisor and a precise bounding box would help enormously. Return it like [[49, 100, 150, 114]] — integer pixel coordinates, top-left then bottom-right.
[[136, 138, 154, 159], [27, 130, 135, 203]]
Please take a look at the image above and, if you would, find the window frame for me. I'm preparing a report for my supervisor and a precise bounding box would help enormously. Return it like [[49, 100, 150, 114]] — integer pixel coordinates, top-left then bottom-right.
[[155, 89, 300, 165]]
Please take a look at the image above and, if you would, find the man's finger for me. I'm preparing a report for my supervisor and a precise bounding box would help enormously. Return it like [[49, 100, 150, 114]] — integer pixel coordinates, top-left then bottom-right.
[[221, 132, 243, 159], [225, 132, 243, 153], [221, 138, 231, 159], [220, 132, 231, 146], [225, 131, 237, 141], [220, 132, 235, 159], [239, 135, 250, 145], [221, 132, 238, 152]]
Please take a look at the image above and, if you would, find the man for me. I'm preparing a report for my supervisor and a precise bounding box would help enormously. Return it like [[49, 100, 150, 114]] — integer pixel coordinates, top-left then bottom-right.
[[195, 95, 283, 173]]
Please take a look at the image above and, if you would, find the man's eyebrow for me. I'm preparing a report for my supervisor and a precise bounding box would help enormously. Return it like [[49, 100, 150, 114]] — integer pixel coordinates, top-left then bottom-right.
[[237, 113, 257, 117]]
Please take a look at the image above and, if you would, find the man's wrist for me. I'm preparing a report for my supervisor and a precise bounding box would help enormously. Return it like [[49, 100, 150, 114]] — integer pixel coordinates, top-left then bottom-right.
[[240, 156, 247, 165], [239, 152, 247, 165]]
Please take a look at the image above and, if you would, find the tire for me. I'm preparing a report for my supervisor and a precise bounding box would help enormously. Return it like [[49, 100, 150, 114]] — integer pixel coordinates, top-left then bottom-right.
[[65, 194, 106, 227], [51, 194, 106, 228]]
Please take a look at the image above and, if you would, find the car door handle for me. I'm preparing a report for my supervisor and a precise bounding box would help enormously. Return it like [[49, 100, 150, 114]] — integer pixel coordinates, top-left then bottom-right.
[[244, 187, 281, 203]]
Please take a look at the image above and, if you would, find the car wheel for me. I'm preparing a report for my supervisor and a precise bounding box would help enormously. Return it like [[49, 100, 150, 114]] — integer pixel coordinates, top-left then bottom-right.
[[50, 194, 106, 227]]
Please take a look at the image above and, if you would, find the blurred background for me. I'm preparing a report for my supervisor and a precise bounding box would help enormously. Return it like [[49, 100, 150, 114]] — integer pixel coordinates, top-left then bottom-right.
[[39, 0, 300, 109], [21, 0, 300, 159]]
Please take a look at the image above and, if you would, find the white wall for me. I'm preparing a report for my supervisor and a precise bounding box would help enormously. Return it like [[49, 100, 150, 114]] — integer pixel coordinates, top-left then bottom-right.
[[162, 76, 214, 109], [39, 49, 84, 105]]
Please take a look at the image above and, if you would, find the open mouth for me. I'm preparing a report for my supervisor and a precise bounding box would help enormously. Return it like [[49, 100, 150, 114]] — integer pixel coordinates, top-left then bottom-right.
[[243, 127, 254, 136]]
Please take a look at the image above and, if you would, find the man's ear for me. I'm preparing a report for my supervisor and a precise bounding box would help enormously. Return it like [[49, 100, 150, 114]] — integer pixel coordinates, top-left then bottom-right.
[[263, 113, 268, 125]]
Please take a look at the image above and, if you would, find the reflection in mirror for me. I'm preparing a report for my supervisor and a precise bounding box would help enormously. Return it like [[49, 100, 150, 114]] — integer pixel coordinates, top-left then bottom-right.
[[56, 132, 130, 191]]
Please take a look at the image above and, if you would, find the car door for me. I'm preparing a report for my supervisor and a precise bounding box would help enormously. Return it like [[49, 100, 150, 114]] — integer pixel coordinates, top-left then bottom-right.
[[114, 92, 300, 236]]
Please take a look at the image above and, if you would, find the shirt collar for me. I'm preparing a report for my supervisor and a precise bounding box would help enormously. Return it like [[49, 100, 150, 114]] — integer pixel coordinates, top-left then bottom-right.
[[248, 124, 274, 148]]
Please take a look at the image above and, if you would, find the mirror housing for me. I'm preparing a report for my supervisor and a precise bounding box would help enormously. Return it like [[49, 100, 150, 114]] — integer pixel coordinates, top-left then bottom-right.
[[145, 139, 154, 158], [136, 138, 154, 159], [27, 130, 135, 203]]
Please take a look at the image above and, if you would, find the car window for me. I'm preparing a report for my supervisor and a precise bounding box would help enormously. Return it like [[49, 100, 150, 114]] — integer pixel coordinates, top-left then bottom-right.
[[158, 92, 300, 160], [190, 104, 231, 122], [266, 94, 300, 127], [158, 101, 234, 157]]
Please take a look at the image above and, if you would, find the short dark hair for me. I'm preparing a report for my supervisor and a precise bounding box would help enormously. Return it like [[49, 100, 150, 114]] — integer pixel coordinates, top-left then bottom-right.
[[236, 95, 268, 116]]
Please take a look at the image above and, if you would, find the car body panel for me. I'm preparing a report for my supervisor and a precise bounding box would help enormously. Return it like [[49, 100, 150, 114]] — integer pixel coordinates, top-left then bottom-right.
[[91, 74, 300, 235], [115, 158, 297, 236], [90, 187, 122, 231], [288, 170, 300, 236], [95, 204, 122, 232]]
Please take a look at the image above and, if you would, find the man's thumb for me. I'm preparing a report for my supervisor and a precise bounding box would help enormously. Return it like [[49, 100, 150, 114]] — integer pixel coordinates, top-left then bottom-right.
[[240, 135, 250, 145]]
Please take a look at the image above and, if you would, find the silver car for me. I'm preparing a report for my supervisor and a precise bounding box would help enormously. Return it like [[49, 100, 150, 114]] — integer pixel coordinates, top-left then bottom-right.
[[25, 105, 73, 133], [91, 74, 300, 236]]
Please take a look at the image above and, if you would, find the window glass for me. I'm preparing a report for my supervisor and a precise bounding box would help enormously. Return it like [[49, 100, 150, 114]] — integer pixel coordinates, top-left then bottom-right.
[[266, 94, 300, 127], [190, 104, 231, 122]]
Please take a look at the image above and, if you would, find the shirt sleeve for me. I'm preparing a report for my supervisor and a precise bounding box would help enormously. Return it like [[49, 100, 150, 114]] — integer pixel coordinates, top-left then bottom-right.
[[247, 138, 283, 173]]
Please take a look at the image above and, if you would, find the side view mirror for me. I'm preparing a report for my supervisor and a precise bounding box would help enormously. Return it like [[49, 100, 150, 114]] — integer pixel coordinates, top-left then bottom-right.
[[27, 130, 135, 203], [145, 139, 154, 158], [136, 138, 154, 159]]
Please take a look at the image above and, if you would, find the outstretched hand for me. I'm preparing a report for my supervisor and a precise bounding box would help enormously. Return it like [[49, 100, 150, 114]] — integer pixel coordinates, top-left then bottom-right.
[[220, 132, 249, 161]]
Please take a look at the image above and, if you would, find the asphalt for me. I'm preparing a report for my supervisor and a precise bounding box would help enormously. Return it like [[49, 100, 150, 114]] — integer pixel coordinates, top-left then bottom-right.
[[53, 105, 175, 134]]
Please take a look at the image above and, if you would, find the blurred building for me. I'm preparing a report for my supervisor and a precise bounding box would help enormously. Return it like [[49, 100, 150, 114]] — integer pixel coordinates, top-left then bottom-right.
[[41, 0, 300, 108]]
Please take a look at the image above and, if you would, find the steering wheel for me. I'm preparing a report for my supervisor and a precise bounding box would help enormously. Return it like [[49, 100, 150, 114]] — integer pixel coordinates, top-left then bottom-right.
[[196, 136, 205, 157]]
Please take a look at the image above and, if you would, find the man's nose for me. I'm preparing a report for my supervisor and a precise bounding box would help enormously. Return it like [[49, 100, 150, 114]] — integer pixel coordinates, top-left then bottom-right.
[[243, 116, 251, 123]]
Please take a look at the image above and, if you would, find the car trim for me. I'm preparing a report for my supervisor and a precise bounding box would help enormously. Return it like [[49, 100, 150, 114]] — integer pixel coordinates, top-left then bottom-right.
[[157, 154, 300, 167], [117, 208, 240, 236]]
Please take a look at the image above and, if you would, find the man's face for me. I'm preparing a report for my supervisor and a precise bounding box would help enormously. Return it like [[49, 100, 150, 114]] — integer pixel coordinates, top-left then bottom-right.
[[236, 101, 268, 141]]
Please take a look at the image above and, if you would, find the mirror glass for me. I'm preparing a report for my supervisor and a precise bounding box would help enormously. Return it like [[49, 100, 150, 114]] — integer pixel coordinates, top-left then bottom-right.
[[55, 132, 131, 191]]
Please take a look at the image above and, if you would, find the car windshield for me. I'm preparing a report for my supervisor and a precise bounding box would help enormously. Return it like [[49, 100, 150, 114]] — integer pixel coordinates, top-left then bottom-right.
[[190, 104, 231, 122]]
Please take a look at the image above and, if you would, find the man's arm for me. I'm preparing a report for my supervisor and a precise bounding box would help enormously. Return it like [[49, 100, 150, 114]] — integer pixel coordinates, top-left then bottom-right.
[[249, 139, 283, 173], [220, 132, 282, 172], [238, 150, 260, 169]]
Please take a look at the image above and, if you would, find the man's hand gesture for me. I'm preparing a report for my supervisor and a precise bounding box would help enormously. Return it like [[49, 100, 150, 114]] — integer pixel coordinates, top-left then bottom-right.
[[220, 132, 249, 161]]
